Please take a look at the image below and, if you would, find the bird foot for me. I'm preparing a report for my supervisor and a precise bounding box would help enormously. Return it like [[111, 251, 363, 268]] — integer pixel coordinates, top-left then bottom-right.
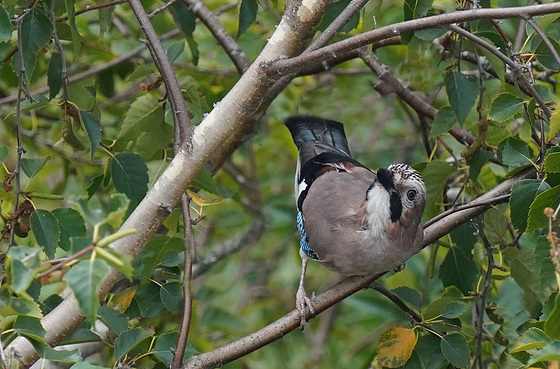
[[296, 286, 315, 330], [394, 262, 405, 273]]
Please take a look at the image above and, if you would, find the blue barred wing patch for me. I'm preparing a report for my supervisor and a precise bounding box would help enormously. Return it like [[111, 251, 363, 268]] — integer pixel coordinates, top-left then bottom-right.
[[297, 211, 319, 260]]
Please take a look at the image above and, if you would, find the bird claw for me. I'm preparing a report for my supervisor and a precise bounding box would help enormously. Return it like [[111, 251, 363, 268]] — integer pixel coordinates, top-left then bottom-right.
[[394, 262, 406, 273], [296, 286, 315, 329]]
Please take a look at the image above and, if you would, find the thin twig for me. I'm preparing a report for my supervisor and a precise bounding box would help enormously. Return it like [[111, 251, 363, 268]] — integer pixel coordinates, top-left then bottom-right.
[[9, 12, 29, 247], [37, 246, 95, 280], [370, 283, 422, 323], [149, 0, 180, 18], [117, 0, 195, 150], [525, 17, 560, 71], [173, 194, 197, 368], [305, 0, 369, 52], [358, 48, 476, 146], [474, 218, 497, 369], [448, 24, 552, 118], [423, 194, 510, 228], [48, 2, 69, 101]]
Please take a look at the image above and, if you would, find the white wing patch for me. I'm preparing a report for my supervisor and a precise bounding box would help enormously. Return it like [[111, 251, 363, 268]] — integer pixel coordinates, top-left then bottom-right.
[[297, 179, 308, 198]]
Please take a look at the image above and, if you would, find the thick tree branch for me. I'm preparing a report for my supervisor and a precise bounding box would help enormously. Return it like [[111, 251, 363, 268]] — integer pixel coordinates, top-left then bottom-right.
[[264, 3, 560, 77], [183, 167, 536, 369], [4, 0, 329, 365]]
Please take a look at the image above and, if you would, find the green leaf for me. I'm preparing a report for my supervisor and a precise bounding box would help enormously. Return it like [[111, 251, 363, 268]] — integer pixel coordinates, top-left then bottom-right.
[[30, 210, 60, 258], [535, 37, 560, 71], [153, 331, 196, 365], [421, 160, 456, 219], [48, 53, 62, 100], [444, 71, 478, 125], [21, 156, 52, 178], [166, 42, 185, 63], [439, 247, 478, 295], [0, 4, 12, 42], [544, 152, 560, 173], [69, 362, 109, 369], [8, 258, 34, 294], [512, 327, 550, 353], [18, 7, 53, 75], [318, 0, 359, 34], [545, 294, 560, 339], [97, 306, 128, 335], [63, 259, 110, 323], [450, 223, 477, 254], [110, 153, 149, 202], [186, 35, 199, 65], [116, 94, 165, 145], [497, 137, 533, 169], [440, 333, 470, 368], [237, 0, 258, 38], [114, 328, 152, 361], [403, 0, 432, 19], [13, 315, 46, 342], [547, 106, 560, 141], [510, 179, 550, 231], [0, 145, 8, 162], [535, 236, 556, 289], [63, 0, 81, 55], [133, 236, 183, 281], [86, 174, 103, 199], [442, 301, 468, 319], [402, 0, 433, 43], [361, 0, 382, 33], [392, 287, 422, 308], [493, 277, 531, 332], [52, 208, 86, 251], [527, 185, 560, 231], [169, 1, 196, 38], [415, 28, 447, 41], [488, 93, 524, 122], [79, 110, 101, 160], [510, 248, 542, 315], [429, 106, 457, 138], [467, 148, 493, 181], [160, 281, 183, 313]]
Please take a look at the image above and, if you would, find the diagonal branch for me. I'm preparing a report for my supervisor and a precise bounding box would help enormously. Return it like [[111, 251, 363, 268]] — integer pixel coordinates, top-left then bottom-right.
[[184, 167, 536, 369], [128, 0, 194, 149], [263, 3, 560, 78]]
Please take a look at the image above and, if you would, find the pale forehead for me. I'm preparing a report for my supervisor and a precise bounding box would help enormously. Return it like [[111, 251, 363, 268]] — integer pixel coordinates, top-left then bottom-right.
[[388, 163, 424, 184]]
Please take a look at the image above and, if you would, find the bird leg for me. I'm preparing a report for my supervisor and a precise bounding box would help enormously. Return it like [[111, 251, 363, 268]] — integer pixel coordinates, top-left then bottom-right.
[[296, 255, 315, 329]]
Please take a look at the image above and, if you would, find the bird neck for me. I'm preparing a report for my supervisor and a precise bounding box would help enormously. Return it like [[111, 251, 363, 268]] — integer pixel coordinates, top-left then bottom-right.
[[365, 185, 392, 238]]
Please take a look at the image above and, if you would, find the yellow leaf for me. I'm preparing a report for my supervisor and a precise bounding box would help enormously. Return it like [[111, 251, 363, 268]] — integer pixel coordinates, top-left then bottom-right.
[[187, 189, 224, 207], [374, 327, 416, 368], [110, 286, 137, 313]]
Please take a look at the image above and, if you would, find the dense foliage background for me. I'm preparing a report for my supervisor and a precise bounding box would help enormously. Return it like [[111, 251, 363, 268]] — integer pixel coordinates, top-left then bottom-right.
[[1, 0, 560, 368]]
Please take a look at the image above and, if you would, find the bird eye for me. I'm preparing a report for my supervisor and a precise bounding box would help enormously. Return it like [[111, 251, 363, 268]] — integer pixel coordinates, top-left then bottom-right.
[[406, 189, 417, 201]]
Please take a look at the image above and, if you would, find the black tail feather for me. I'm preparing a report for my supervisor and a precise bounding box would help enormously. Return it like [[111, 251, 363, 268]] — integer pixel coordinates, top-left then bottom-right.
[[285, 115, 351, 156]]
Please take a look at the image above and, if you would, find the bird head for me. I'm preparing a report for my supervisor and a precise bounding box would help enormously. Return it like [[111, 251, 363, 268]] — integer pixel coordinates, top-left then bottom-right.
[[366, 164, 426, 230]]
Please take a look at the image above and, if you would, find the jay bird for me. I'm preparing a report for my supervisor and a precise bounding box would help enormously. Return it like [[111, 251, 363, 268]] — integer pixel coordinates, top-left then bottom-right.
[[285, 115, 426, 327]]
